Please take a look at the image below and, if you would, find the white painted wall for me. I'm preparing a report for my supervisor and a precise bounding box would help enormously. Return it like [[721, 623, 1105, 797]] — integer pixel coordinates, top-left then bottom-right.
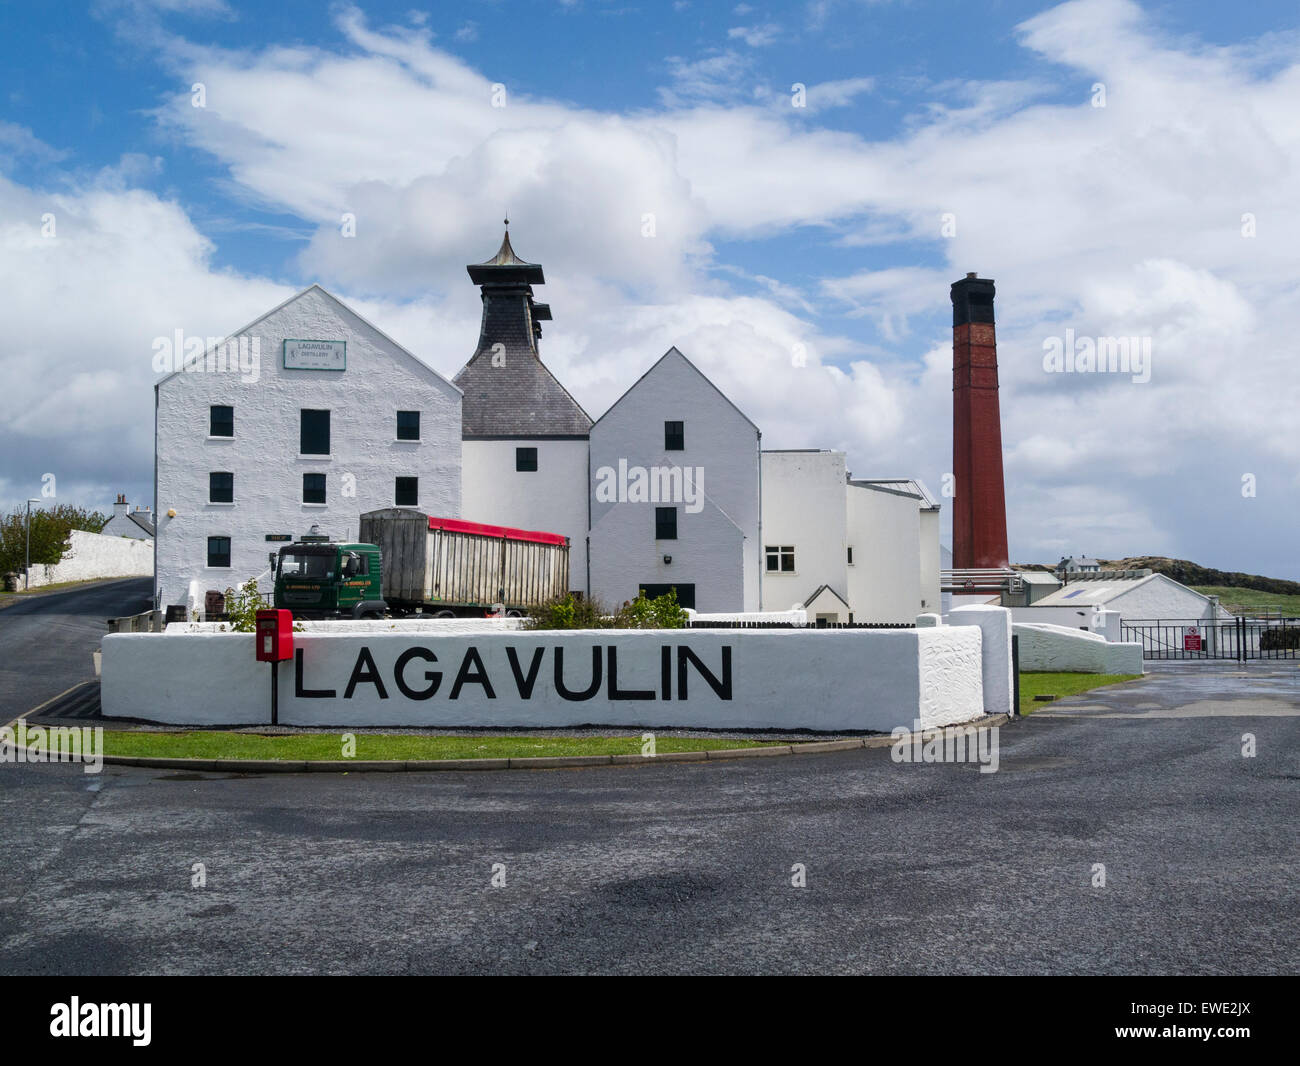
[[22, 529, 154, 588], [101, 623, 989, 732], [948, 604, 1014, 716], [919, 507, 941, 614], [1013, 622, 1144, 674], [1010, 605, 1123, 641], [461, 438, 588, 594], [760, 451, 847, 614], [847, 484, 923, 623], [154, 286, 462, 609], [1106, 575, 1233, 622], [589, 348, 760, 612]]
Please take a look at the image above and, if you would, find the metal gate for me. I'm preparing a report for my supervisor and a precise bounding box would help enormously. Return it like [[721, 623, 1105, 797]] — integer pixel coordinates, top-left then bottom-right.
[[1120, 617, 1300, 661]]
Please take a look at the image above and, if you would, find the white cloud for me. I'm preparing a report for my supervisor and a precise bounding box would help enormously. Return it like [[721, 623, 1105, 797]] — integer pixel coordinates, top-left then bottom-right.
[[727, 23, 782, 48], [5, 0, 1300, 575]]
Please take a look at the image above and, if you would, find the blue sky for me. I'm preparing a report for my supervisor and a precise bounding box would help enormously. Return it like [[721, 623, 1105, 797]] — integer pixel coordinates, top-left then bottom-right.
[[2, 0, 1299, 576]]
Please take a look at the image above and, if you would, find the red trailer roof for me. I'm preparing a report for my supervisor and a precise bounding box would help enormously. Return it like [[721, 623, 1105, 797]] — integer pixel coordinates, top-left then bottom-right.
[[427, 515, 568, 547]]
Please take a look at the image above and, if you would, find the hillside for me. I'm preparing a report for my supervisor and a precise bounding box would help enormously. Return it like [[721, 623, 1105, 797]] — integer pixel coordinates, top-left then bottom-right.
[[1012, 556, 1300, 612]]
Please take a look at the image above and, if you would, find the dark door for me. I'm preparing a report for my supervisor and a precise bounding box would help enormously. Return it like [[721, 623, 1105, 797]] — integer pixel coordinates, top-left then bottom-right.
[[639, 583, 696, 609]]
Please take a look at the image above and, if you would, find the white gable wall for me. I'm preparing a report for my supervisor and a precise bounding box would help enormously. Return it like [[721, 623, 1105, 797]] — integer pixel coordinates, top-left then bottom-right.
[[759, 451, 848, 613], [155, 286, 461, 608], [461, 438, 589, 594], [847, 484, 923, 623], [589, 349, 760, 612]]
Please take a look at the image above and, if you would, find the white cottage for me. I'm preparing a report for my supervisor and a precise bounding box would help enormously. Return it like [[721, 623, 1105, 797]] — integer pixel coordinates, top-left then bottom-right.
[[102, 494, 155, 540], [589, 347, 761, 611], [153, 284, 462, 610], [454, 229, 592, 595]]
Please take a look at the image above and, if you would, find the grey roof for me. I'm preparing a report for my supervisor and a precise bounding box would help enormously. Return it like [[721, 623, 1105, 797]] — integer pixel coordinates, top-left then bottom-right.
[[454, 228, 592, 439], [128, 512, 156, 536], [803, 584, 850, 609], [849, 477, 940, 510]]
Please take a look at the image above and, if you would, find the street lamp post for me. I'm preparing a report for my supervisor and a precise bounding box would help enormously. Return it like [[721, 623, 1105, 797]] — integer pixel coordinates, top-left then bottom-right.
[[24, 498, 40, 591]]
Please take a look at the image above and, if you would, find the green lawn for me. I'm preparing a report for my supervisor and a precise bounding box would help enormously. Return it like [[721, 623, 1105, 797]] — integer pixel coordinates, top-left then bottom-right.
[[1191, 586, 1300, 616], [68, 731, 784, 762], [1018, 671, 1143, 715]]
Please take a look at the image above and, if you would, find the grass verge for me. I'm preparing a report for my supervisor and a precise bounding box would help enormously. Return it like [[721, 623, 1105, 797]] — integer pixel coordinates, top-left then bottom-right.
[[1190, 586, 1300, 616], [1019, 671, 1143, 716], [76, 731, 785, 762]]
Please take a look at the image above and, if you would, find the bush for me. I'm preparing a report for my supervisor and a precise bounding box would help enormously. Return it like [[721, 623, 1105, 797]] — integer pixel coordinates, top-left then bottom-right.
[[524, 589, 689, 630], [0, 504, 109, 575], [223, 579, 269, 632], [1260, 627, 1300, 651]]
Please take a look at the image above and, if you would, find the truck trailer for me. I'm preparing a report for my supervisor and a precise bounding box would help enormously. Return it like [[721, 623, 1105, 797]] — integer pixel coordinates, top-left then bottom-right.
[[272, 511, 571, 618], [358, 508, 570, 617]]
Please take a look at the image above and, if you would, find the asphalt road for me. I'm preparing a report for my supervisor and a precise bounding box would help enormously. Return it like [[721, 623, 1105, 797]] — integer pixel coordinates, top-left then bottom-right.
[[1, 657, 1296, 975], [0, 578, 152, 723]]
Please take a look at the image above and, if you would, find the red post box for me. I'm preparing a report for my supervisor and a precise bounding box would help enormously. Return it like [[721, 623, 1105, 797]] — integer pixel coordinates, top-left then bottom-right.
[[255, 609, 294, 662]]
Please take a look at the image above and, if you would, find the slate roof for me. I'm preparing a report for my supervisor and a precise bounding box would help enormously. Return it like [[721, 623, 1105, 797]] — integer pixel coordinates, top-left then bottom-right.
[[454, 228, 592, 439], [128, 512, 156, 536]]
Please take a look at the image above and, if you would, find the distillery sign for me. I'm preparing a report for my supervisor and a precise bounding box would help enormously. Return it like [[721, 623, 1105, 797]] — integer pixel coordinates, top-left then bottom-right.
[[293, 642, 734, 703], [283, 339, 346, 371]]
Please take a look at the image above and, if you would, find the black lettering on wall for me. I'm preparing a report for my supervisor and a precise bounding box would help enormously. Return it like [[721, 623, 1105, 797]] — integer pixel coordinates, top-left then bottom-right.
[[607, 646, 655, 701], [394, 646, 440, 700], [506, 646, 545, 699], [295, 648, 337, 699], [344, 646, 389, 700], [555, 645, 603, 701], [449, 646, 496, 699], [677, 645, 733, 701]]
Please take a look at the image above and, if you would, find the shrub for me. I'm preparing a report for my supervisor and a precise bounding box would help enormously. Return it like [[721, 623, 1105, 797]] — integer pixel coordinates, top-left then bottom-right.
[[223, 579, 269, 633], [524, 589, 688, 630], [1260, 626, 1300, 651]]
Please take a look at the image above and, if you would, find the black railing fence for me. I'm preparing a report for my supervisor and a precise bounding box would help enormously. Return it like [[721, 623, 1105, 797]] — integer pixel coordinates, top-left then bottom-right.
[[1121, 617, 1300, 661]]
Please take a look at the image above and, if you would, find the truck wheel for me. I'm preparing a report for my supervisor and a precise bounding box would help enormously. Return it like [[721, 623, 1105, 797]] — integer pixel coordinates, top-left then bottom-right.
[[434, 609, 456, 618], [359, 609, 381, 620]]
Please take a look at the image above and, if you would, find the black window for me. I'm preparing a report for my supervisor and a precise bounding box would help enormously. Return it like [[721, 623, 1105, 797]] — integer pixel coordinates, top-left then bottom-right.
[[395, 477, 418, 506], [655, 506, 677, 540], [397, 410, 420, 441], [664, 420, 684, 451], [847, 546, 854, 565], [209, 405, 233, 437], [516, 447, 538, 472], [765, 545, 795, 572], [300, 409, 330, 455], [209, 471, 233, 503], [207, 536, 231, 568], [303, 473, 326, 504]]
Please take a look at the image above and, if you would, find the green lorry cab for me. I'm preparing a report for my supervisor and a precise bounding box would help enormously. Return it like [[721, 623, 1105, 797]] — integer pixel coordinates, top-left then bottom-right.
[[272, 538, 386, 619]]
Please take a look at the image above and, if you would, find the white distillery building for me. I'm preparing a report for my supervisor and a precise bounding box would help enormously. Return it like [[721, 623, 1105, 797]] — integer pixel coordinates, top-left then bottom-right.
[[455, 231, 593, 596], [154, 284, 462, 610], [760, 451, 941, 623], [102, 494, 155, 540], [589, 347, 762, 611], [152, 227, 939, 619]]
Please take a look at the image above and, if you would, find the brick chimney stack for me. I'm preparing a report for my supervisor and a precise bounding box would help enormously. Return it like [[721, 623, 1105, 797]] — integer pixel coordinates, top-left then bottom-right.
[[113, 494, 129, 519], [951, 273, 1009, 570]]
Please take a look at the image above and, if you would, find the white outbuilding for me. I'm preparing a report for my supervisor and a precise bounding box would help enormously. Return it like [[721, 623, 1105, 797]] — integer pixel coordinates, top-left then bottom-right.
[[760, 451, 941, 623]]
